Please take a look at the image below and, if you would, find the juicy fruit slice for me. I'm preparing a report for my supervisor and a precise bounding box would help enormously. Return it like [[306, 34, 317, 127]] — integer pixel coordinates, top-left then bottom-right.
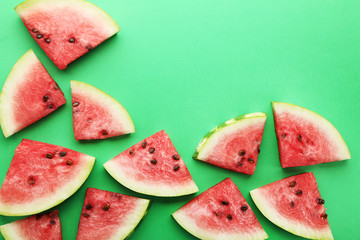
[[0, 49, 66, 137], [0, 210, 62, 240], [193, 113, 267, 175], [250, 172, 333, 240], [0, 139, 95, 216], [173, 178, 268, 240], [104, 130, 198, 196], [71, 81, 135, 140], [272, 102, 351, 168], [76, 188, 150, 240], [15, 0, 120, 70]]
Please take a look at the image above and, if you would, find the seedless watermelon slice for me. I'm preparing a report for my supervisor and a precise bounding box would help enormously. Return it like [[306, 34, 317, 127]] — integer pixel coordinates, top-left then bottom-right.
[[0, 139, 95, 216], [173, 178, 268, 240], [193, 113, 267, 175], [15, 0, 120, 70], [250, 172, 333, 240], [0, 210, 62, 240], [0, 49, 66, 138], [272, 102, 350, 168], [71, 80, 135, 140], [104, 130, 199, 197], [76, 188, 150, 240]]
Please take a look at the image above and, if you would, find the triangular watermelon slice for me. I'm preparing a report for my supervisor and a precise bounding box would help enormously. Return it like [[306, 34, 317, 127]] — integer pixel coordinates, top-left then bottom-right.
[[172, 178, 268, 240], [15, 0, 120, 70], [103, 130, 199, 197], [0, 49, 66, 138], [0, 210, 62, 240], [250, 172, 333, 240], [76, 188, 150, 240], [193, 113, 267, 175], [0, 139, 95, 216], [272, 102, 351, 168], [71, 80, 135, 141]]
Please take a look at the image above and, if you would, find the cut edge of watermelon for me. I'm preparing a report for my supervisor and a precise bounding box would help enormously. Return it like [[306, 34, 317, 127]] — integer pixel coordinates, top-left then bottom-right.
[[0, 222, 22, 240]]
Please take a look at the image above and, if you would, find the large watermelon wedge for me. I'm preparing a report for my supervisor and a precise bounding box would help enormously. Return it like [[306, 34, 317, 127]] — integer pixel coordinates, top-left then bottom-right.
[[76, 188, 150, 240], [272, 102, 351, 168], [0, 139, 95, 216], [193, 113, 267, 175], [250, 172, 333, 240], [172, 178, 268, 240], [71, 80, 135, 140], [15, 0, 120, 70], [0, 210, 62, 240], [0, 49, 66, 138], [103, 130, 199, 197]]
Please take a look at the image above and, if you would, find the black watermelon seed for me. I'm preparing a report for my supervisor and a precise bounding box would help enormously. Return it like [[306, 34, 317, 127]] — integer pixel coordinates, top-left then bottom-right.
[[248, 158, 254, 163], [28, 178, 35, 186], [214, 211, 218, 216], [102, 130, 108, 135], [103, 204, 110, 211], [257, 148, 260, 153], [289, 181, 296, 188], [32, 29, 38, 33], [50, 220, 56, 225], [141, 141, 147, 148], [83, 213, 90, 218], [69, 38, 75, 43], [129, 150, 134, 155], [296, 190, 303, 196], [47, 104, 53, 109], [238, 150, 245, 156], [290, 201, 295, 208], [60, 151, 67, 157], [241, 205, 248, 211], [149, 148, 155, 153], [172, 155, 179, 160], [321, 213, 328, 219], [43, 95, 49, 102], [45, 38, 51, 43], [111, 193, 122, 200], [85, 204, 92, 210], [221, 201, 229, 206], [150, 159, 157, 165], [237, 161, 243, 167], [66, 160, 73, 165], [72, 102, 79, 107], [317, 198, 325, 205], [173, 165, 180, 171], [46, 153, 53, 159], [35, 214, 41, 220], [297, 134, 302, 142], [36, 34, 43, 39], [227, 214, 233, 220]]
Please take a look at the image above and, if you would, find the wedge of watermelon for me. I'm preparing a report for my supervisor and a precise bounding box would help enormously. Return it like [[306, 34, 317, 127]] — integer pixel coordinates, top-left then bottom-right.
[[76, 188, 150, 240], [0, 49, 66, 138], [0, 139, 95, 216], [71, 80, 135, 140], [250, 172, 333, 240], [0, 210, 62, 240], [173, 178, 268, 240], [103, 130, 199, 197], [272, 102, 351, 168], [193, 113, 267, 175], [15, 0, 120, 70]]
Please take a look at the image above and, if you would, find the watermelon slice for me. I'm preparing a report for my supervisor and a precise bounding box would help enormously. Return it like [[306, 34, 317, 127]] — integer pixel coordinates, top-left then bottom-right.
[[0, 210, 62, 240], [103, 130, 199, 197], [71, 80, 135, 141], [172, 178, 268, 240], [272, 102, 351, 168], [76, 188, 150, 240], [0, 139, 95, 216], [15, 0, 120, 70], [0, 49, 66, 138], [193, 113, 267, 175], [250, 172, 333, 240]]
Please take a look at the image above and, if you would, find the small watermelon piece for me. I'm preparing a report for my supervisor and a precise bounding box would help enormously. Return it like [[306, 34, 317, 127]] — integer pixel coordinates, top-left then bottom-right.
[[76, 188, 150, 240], [272, 102, 351, 168], [15, 0, 120, 70], [193, 113, 267, 175], [0, 139, 95, 216], [0, 49, 66, 138], [0, 210, 62, 240], [71, 80, 135, 141], [172, 178, 268, 240], [250, 172, 333, 240], [103, 130, 199, 197]]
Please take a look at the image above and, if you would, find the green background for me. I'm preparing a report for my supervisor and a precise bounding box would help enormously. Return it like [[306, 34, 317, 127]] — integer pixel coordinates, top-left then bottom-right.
[[0, 0, 359, 239]]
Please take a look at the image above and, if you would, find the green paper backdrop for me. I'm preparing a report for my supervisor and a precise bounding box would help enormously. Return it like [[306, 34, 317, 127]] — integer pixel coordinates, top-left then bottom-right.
[[0, 0, 359, 239]]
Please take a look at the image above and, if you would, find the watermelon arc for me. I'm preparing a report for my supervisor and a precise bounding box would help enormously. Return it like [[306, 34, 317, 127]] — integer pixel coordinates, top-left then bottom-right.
[[15, 0, 120, 70], [172, 178, 268, 240], [0, 139, 95, 216], [272, 102, 350, 168], [71, 80, 135, 140], [250, 172, 333, 240], [193, 112, 267, 175]]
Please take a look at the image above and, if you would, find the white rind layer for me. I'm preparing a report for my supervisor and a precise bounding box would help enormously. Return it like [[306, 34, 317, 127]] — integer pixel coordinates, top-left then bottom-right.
[[0, 223, 23, 240]]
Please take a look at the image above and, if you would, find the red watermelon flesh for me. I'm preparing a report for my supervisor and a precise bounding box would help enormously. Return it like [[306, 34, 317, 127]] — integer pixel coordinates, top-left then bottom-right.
[[172, 178, 268, 240], [0, 210, 62, 240], [76, 188, 150, 240]]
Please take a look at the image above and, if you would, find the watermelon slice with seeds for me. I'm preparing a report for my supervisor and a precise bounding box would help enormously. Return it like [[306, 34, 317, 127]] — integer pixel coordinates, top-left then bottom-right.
[[193, 113, 267, 175], [250, 172, 333, 240], [0, 210, 62, 240], [0, 49, 66, 138], [172, 178, 268, 240], [15, 0, 120, 70], [103, 130, 199, 197], [0, 139, 95, 216], [76, 188, 150, 240], [71, 80, 135, 140], [272, 102, 351, 168]]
